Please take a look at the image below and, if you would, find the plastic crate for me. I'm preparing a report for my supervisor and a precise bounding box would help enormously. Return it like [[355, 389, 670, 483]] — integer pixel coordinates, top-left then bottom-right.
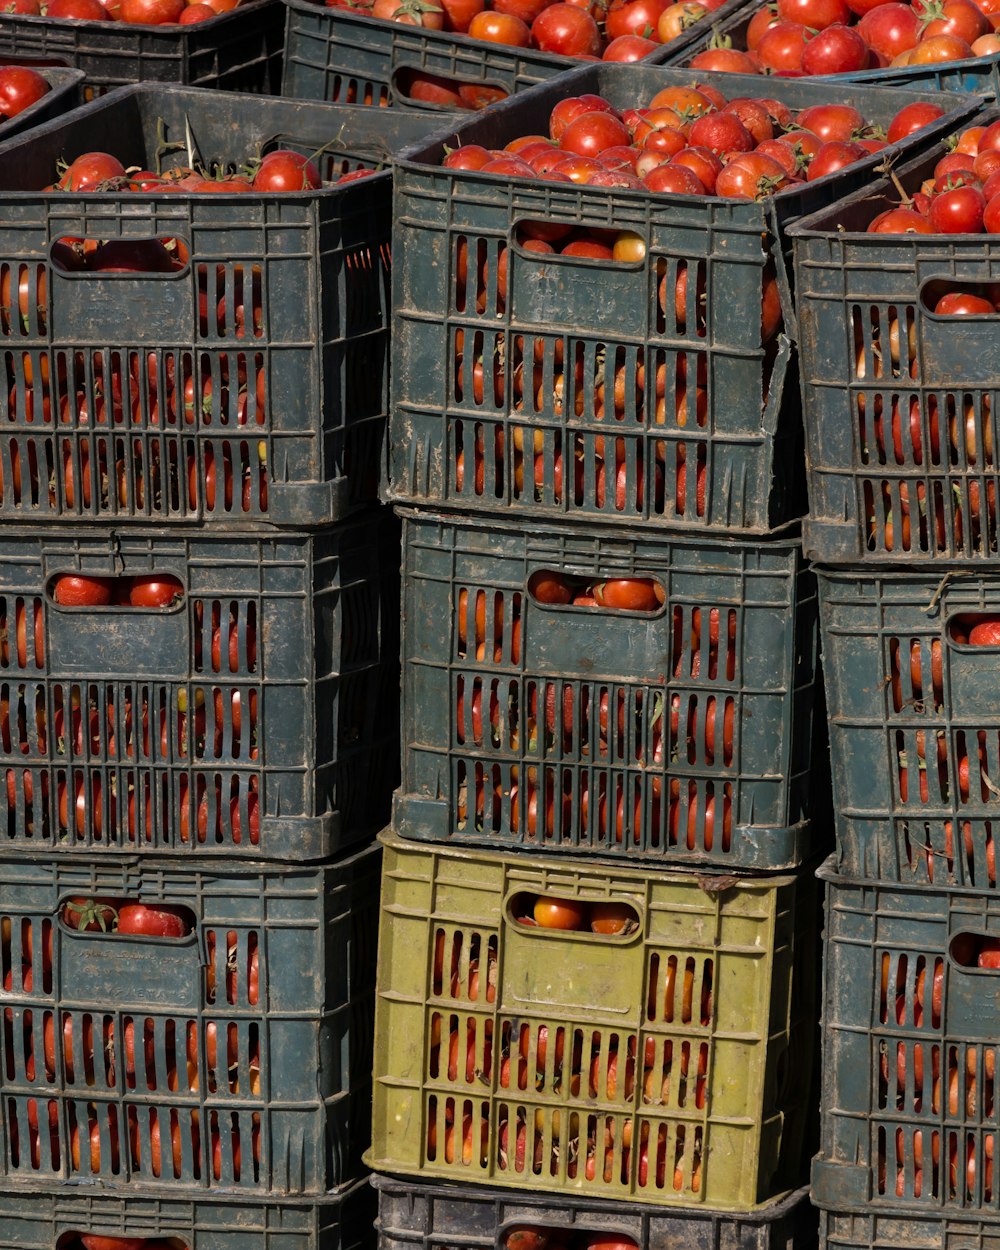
[[813, 858, 1000, 1216], [0, 65, 84, 142], [384, 62, 976, 536], [374, 1173, 818, 1250], [0, 843, 380, 1196], [786, 113, 1000, 565], [816, 567, 1000, 890], [369, 830, 821, 1210], [0, 1175, 375, 1249], [0, 516, 399, 860], [279, 0, 745, 113], [679, 6, 1000, 95], [0, 0, 283, 99], [819, 1206, 1000, 1250], [394, 509, 825, 872], [0, 86, 450, 528]]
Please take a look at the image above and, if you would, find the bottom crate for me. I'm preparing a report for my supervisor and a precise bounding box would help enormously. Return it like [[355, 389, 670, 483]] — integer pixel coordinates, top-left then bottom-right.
[[0, 1175, 375, 1249], [375, 1172, 818, 1250], [820, 1205, 1000, 1250]]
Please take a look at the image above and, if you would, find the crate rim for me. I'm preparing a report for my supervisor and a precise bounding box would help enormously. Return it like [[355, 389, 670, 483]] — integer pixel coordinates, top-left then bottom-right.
[[376, 826, 810, 889], [391, 61, 981, 209], [370, 1170, 813, 1222], [0, 81, 417, 198]]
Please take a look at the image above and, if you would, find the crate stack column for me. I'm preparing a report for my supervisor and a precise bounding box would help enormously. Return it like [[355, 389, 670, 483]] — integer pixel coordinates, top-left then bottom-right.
[[0, 84, 447, 1250], [362, 59, 883, 1249], [789, 105, 1000, 1250]]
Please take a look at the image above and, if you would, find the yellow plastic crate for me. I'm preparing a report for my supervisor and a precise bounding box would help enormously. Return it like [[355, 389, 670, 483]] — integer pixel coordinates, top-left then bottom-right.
[[369, 830, 819, 1210]]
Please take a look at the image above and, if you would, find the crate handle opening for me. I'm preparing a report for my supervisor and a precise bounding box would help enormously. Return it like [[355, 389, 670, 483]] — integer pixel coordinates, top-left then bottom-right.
[[508, 891, 640, 940]]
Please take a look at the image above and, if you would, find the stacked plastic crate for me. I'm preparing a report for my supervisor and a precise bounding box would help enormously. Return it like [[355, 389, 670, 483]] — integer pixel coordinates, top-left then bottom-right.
[[359, 59, 900, 1250], [789, 104, 1000, 1250], [0, 81, 446, 1250]]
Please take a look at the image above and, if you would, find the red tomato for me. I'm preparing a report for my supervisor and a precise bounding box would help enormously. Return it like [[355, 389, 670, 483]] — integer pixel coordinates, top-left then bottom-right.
[[716, 151, 790, 198], [468, 7, 531, 39], [528, 570, 574, 603], [671, 144, 723, 191], [858, 1, 919, 55], [602, 32, 658, 57], [688, 110, 754, 157], [808, 139, 866, 181], [438, 0, 484, 26], [128, 574, 184, 607], [52, 574, 114, 607], [777, 0, 849, 26], [644, 163, 705, 194], [968, 616, 1000, 642], [119, 0, 184, 18], [869, 207, 934, 233], [929, 184, 987, 233], [59, 151, 126, 191], [0, 67, 48, 119], [46, 0, 110, 14], [533, 895, 588, 929], [559, 109, 630, 156], [531, 2, 602, 53], [796, 103, 864, 142], [589, 901, 636, 934], [605, 0, 668, 38], [756, 20, 811, 70], [984, 194, 1000, 232], [686, 45, 760, 69], [117, 903, 192, 939], [909, 31, 975, 60], [593, 577, 661, 610], [251, 150, 321, 192], [915, 0, 989, 43], [886, 101, 946, 144], [658, 0, 708, 40], [746, 3, 782, 44], [800, 22, 869, 72]]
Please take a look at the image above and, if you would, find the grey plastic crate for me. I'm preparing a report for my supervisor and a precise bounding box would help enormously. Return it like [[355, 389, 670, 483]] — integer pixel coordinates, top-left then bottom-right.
[[0, 515, 399, 860], [815, 858, 1000, 1216], [280, 0, 744, 112], [385, 62, 975, 536], [819, 1206, 1000, 1250], [0, 0, 283, 98], [818, 567, 1000, 890], [0, 85, 453, 527], [375, 1173, 818, 1250], [0, 844, 380, 1196], [394, 508, 827, 871], [788, 110, 1000, 565]]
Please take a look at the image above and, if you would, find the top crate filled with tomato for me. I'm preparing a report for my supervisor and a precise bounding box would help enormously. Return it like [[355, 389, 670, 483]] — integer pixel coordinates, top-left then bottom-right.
[[675, 0, 1000, 98], [384, 63, 976, 536], [0, 83, 453, 528], [0, 0, 283, 99], [279, 0, 748, 113]]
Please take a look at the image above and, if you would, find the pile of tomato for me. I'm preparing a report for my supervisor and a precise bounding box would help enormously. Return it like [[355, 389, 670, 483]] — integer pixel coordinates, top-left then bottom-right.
[[442, 87, 947, 198], [865, 119, 1000, 232], [59, 1236, 181, 1250], [4, 0, 245, 24], [506, 1230, 638, 1250], [681, 0, 1000, 74], [325, 0, 729, 107]]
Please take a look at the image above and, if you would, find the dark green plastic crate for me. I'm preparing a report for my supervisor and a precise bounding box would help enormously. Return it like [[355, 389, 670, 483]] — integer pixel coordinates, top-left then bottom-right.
[[815, 858, 1000, 1216], [819, 1206, 1000, 1250], [279, 0, 741, 112], [0, 844, 379, 1195], [0, 86, 449, 527], [0, 515, 399, 860], [0, 65, 84, 142], [0, 1175, 375, 1249], [394, 509, 825, 871], [789, 112, 1000, 565], [0, 0, 283, 98], [374, 1173, 818, 1250], [817, 567, 1000, 890], [386, 63, 975, 536]]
